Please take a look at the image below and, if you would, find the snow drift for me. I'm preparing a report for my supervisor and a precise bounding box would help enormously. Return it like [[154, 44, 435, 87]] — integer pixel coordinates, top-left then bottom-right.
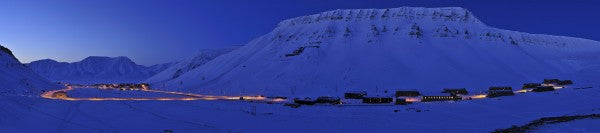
[[152, 7, 600, 96]]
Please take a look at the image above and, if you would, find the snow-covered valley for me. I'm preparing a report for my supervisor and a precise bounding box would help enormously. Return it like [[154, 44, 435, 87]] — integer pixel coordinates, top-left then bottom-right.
[[2, 83, 600, 132], [2, 6, 600, 132]]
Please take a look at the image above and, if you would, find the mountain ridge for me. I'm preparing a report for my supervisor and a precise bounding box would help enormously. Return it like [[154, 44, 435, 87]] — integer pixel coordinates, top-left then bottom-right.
[[27, 56, 172, 84]]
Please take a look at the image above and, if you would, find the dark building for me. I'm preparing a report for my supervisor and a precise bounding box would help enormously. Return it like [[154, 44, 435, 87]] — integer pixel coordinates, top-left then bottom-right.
[[557, 80, 573, 85], [315, 97, 342, 104], [543, 79, 560, 84], [533, 86, 555, 92], [395, 98, 408, 105], [489, 86, 513, 91], [362, 97, 393, 104], [344, 91, 367, 99], [294, 98, 316, 105], [442, 88, 468, 95], [395, 90, 421, 97], [421, 96, 462, 102], [487, 90, 515, 98], [522, 83, 541, 89]]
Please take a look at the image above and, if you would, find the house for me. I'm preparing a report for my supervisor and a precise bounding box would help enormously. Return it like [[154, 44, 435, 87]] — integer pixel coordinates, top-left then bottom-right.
[[557, 80, 573, 85], [442, 88, 468, 95], [315, 97, 342, 104], [344, 91, 367, 99], [294, 98, 316, 105], [487, 90, 515, 98], [395, 98, 408, 105], [53, 91, 68, 99], [362, 97, 393, 104], [533, 86, 555, 92], [543, 79, 560, 84], [489, 86, 513, 91], [421, 96, 462, 102], [395, 90, 421, 97], [522, 83, 541, 89]]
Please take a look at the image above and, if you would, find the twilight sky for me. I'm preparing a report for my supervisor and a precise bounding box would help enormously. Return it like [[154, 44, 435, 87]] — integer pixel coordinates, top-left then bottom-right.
[[0, 0, 598, 65]]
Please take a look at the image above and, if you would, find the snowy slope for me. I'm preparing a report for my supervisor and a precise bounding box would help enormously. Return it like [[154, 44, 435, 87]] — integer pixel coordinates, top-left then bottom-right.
[[0, 45, 60, 95], [27, 56, 171, 84], [145, 46, 240, 84], [158, 7, 600, 96]]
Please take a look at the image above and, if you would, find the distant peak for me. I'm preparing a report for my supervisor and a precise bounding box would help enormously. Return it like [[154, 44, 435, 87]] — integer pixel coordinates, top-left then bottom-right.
[[32, 59, 59, 63], [0, 45, 18, 60], [81, 56, 134, 63], [277, 7, 481, 27]]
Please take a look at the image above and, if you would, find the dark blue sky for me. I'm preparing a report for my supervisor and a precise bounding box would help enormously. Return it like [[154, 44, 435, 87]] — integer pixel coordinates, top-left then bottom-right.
[[1, 0, 598, 65]]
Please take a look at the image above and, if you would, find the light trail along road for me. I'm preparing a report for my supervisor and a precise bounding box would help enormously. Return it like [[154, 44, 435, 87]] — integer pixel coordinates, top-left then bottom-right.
[[41, 85, 287, 102]]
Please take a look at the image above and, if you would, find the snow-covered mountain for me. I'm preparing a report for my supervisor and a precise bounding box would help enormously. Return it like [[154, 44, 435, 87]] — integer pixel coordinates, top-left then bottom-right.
[[27, 56, 172, 84], [0, 45, 60, 95], [145, 46, 240, 85], [155, 7, 600, 96]]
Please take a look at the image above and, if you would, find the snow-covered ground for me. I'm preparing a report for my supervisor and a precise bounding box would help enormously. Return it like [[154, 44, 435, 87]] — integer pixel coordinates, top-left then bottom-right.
[[535, 119, 600, 133], [3, 7, 600, 132], [1, 82, 599, 132]]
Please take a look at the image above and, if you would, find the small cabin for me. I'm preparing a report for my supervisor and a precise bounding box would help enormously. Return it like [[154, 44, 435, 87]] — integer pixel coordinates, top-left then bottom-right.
[[53, 91, 68, 99], [557, 80, 573, 85], [487, 90, 515, 98], [315, 97, 342, 104], [543, 79, 560, 84], [344, 91, 367, 99], [421, 96, 462, 102], [522, 83, 541, 89], [395, 98, 408, 105], [395, 90, 421, 97], [442, 88, 468, 95], [294, 98, 316, 105], [489, 86, 512, 91], [362, 97, 393, 104], [533, 86, 555, 92]]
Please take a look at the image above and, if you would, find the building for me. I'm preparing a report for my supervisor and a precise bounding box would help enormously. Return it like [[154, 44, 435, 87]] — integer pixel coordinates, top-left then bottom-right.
[[533, 86, 555, 92], [344, 91, 367, 99], [522, 83, 541, 89], [543, 79, 560, 84], [487, 90, 515, 98], [294, 98, 316, 105], [557, 80, 573, 85], [442, 88, 468, 95], [421, 96, 462, 102], [53, 91, 68, 99], [362, 97, 393, 104], [315, 97, 342, 104], [489, 86, 513, 91], [395, 90, 421, 97], [395, 98, 408, 105]]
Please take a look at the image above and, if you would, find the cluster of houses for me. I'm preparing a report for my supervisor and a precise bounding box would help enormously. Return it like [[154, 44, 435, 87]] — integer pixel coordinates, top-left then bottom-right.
[[291, 78, 573, 106], [92, 83, 150, 91], [53, 91, 68, 99]]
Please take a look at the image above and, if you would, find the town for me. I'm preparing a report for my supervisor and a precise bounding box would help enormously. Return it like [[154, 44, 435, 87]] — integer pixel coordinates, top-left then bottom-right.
[[42, 79, 574, 108]]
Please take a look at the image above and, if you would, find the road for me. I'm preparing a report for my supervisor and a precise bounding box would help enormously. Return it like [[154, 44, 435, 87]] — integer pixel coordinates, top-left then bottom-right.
[[40, 85, 287, 102]]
